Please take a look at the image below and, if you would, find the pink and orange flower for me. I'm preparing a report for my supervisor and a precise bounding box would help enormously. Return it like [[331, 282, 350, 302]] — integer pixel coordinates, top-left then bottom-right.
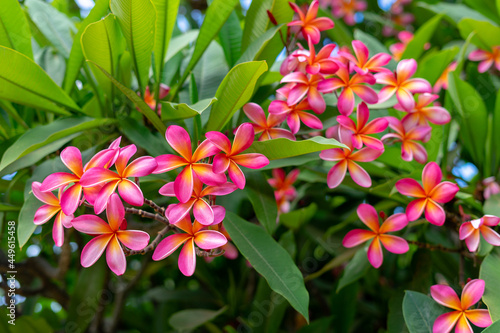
[[281, 72, 328, 114], [268, 168, 300, 214], [468, 46, 500, 73], [243, 103, 295, 141], [394, 93, 451, 127], [389, 31, 413, 61], [288, 0, 334, 44], [430, 279, 492, 333], [342, 203, 409, 268], [331, 0, 367, 26], [459, 215, 500, 252], [340, 40, 392, 76], [72, 193, 150, 275], [433, 62, 457, 93], [395, 162, 459, 225]]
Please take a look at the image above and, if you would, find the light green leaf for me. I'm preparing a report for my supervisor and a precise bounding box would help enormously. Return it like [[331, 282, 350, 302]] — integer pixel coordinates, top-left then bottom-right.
[[205, 61, 267, 131], [224, 212, 310, 322], [169, 307, 227, 331], [245, 136, 346, 160], [219, 10, 242, 67], [337, 248, 370, 292], [0, 46, 80, 113], [164, 30, 199, 63], [0, 0, 33, 59], [25, 0, 76, 58], [88, 61, 167, 134], [279, 203, 317, 230], [402, 291, 446, 333], [401, 14, 443, 60], [241, 0, 274, 52], [161, 98, 217, 121], [244, 172, 278, 235], [236, 25, 283, 65], [493, 90, 500, 171], [82, 14, 125, 101], [172, 0, 239, 97], [418, 2, 495, 26], [63, 0, 109, 93], [458, 18, 500, 51], [464, 0, 500, 25], [0, 116, 116, 176], [480, 247, 500, 321], [110, 0, 156, 94], [0, 203, 20, 212], [415, 47, 459, 86], [482, 320, 500, 332], [191, 42, 229, 100], [18, 193, 44, 248]]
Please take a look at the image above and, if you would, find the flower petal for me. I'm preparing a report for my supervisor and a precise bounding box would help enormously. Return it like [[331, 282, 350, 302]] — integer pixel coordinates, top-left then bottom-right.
[[232, 153, 269, 169], [232, 123, 255, 154], [106, 235, 127, 275], [166, 125, 192, 160], [168, 199, 196, 224], [430, 285, 462, 310], [174, 166, 194, 203], [422, 161, 442, 194], [425, 199, 446, 226], [464, 309, 492, 328], [454, 313, 473, 333], [194, 230, 227, 249], [178, 239, 197, 276], [432, 311, 461, 333], [326, 159, 347, 188], [40, 172, 80, 192], [342, 229, 375, 247], [81, 234, 112, 268], [396, 178, 425, 197], [243, 103, 267, 126], [118, 179, 144, 207], [117, 230, 150, 250], [34, 205, 60, 225], [106, 193, 125, 231], [379, 213, 408, 233], [212, 154, 231, 174], [72, 215, 112, 234], [192, 163, 227, 185], [367, 238, 384, 268], [481, 226, 500, 246], [464, 229, 480, 252], [93, 180, 119, 215], [192, 139, 220, 162], [32, 181, 59, 205], [406, 198, 427, 221], [205, 131, 231, 153], [357, 203, 380, 232], [115, 144, 137, 175], [152, 233, 192, 261], [153, 154, 188, 174], [193, 199, 214, 225], [347, 161, 372, 188], [80, 168, 120, 187], [61, 146, 83, 177], [429, 182, 459, 203], [461, 279, 485, 309], [228, 161, 246, 189], [123, 156, 157, 177], [60, 183, 82, 215], [396, 58, 417, 82], [379, 235, 409, 254]]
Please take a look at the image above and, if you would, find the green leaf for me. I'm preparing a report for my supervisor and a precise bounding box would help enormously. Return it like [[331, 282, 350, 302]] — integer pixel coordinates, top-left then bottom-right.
[[161, 98, 217, 121], [320, 7, 353, 46], [447, 72, 488, 170], [110, 0, 156, 94], [0, 0, 33, 59], [415, 47, 459, 86], [464, 0, 500, 26], [172, 0, 239, 97], [402, 291, 445, 333], [169, 307, 227, 331], [458, 18, 500, 51], [279, 203, 317, 230], [0, 116, 115, 176], [236, 25, 283, 65], [165, 30, 199, 63], [9, 315, 53, 333], [224, 212, 310, 322], [88, 61, 167, 134], [17, 192, 43, 248], [401, 14, 443, 60], [191, 42, 229, 100], [25, 0, 76, 58], [241, 0, 274, 52], [63, 0, 109, 93], [480, 247, 500, 321], [418, 2, 495, 26], [493, 90, 500, 171], [244, 172, 278, 235], [337, 248, 371, 292], [219, 10, 242, 67], [0, 46, 80, 113], [482, 319, 500, 332], [245, 136, 346, 160], [205, 61, 268, 131], [118, 117, 172, 156], [0, 203, 20, 211], [82, 14, 125, 101]]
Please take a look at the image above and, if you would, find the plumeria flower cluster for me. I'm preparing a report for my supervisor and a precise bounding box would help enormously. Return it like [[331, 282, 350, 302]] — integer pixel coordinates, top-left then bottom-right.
[[468, 45, 500, 73], [319, 0, 367, 26], [268, 168, 300, 214]]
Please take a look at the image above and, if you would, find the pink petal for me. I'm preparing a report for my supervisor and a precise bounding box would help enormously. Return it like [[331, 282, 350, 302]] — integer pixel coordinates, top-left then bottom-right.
[[377, 86, 397, 103], [395, 88, 416, 111], [281, 71, 308, 84], [337, 87, 355, 116], [478, 60, 493, 73], [459, 222, 475, 240], [52, 213, 65, 247], [379, 213, 408, 233], [178, 239, 196, 276], [307, 87, 326, 114], [83, 185, 102, 205], [317, 77, 345, 93], [468, 49, 488, 61], [80, 168, 120, 187], [351, 85, 378, 104], [379, 234, 409, 254], [243, 103, 267, 126], [228, 161, 246, 189], [464, 229, 480, 252], [363, 118, 389, 134], [396, 58, 417, 82], [337, 115, 356, 132], [93, 180, 119, 215], [106, 235, 127, 275], [174, 166, 194, 203], [115, 144, 137, 175], [429, 182, 459, 203], [40, 172, 80, 192], [403, 78, 432, 93], [34, 205, 60, 225], [320, 148, 346, 161], [232, 153, 269, 169], [212, 205, 226, 225], [159, 182, 175, 196], [302, 25, 321, 44], [357, 203, 380, 232], [395, 178, 425, 197], [406, 198, 427, 221], [422, 162, 442, 194], [464, 309, 492, 328], [123, 156, 157, 177], [288, 84, 309, 105], [152, 233, 192, 260], [194, 230, 227, 249], [268, 128, 296, 141], [425, 199, 446, 226], [232, 123, 255, 155], [61, 146, 83, 177], [168, 200, 195, 224], [205, 131, 231, 153], [81, 234, 112, 267], [201, 182, 238, 196], [298, 111, 323, 130], [118, 179, 144, 207], [192, 139, 220, 162], [342, 229, 375, 247], [430, 285, 462, 310], [212, 153, 231, 174], [117, 230, 150, 250], [192, 163, 227, 185], [361, 136, 385, 151], [153, 154, 188, 174], [326, 159, 347, 188], [268, 100, 291, 115], [367, 238, 384, 268], [350, 147, 383, 162], [193, 199, 214, 225], [461, 279, 485, 309], [166, 125, 192, 160], [106, 193, 125, 231], [60, 183, 82, 215], [481, 226, 500, 246], [352, 40, 369, 65], [432, 311, 461, 333], [482, 215, 500, 227], [72, 214, 112, 234], [32, 181, 59, 205]]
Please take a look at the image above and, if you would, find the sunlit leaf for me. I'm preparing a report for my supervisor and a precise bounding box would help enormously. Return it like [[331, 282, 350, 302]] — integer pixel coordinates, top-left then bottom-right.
[[0, 0, 33, 59]]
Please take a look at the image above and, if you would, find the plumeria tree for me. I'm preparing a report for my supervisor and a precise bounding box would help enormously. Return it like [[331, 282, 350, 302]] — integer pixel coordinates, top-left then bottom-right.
[[1, 0, 500, 332]]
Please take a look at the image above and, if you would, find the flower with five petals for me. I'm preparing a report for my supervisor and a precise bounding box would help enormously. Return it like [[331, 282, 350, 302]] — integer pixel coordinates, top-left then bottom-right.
[[288, 0, 334, 44], [394, 93, 451, 127], [340, 40, 392, 76], [243, 103, 295, 141], [459, 215, 500, 252], [468, 46, 500, 73]]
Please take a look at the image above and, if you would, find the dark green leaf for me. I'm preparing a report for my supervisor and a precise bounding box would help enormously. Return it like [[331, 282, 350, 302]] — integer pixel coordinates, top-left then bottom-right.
[[402, 291, 445, 333], [169, 307, 226, 330], [337, 248, 371, 292], [279, 203, 317, 230], [244, 172, 278, 235], [479, 247, 500, 321], [18, 192, 43, 248], [118, 117, 172, 156], [236, 25, 283, 64], [219, 10, 242, 67], [415, 47, 459, 86]]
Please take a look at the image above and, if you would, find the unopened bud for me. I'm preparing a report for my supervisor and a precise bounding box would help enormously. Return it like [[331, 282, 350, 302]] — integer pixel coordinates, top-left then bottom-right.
[[267, 10, 278, 25]]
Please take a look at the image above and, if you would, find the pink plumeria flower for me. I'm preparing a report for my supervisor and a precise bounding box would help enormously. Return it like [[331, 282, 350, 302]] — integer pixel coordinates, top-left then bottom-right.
[[243, 103, 295, 141], [332, 0, 367, 26], [152, 216, 227, 276], [342, 204, 409, 268], [281, 72, 328, 114], [394, 93, 451, 127], [205, 123, 269, 189], [40, 141, 122, 215], [483, 177, 500, 200], [433, 62, 457, 93], [340, 40, 392, 76], [268, 168, 300, 214], [80, 145, 158, 214], [161, 178, 237, 225], [320, 133, 383, 188], [468, 46, 500, 73], [32, 182, 73, 247], [318, 62, 378, 116], [269, 98, 323, 134], [288, 0, 334, 44], [459, 215, 500, 252], [389, 31, 413, 61], [376, 59, 432, 111], [140, 84, 170, 116], [382, 117, 431, 164], [383, 12, 414, 37], [72, 193, 150, 275], [337, 102, 388, 150], [301, 37, 339, 75], [430, 279, 492, 333], [395, 162, 459, 226], [153, 125, 226, 203], [280, 46, 310, 75]]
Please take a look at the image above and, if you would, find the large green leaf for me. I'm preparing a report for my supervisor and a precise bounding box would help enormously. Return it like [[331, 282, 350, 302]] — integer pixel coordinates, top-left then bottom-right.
[[418, 2, 495, 26], [9, 315, 53, 333], [244, 172, 278, 235], [219, 10, 243, 67], [401, 14, 443, 60], [246, 136, 346, 160], [63, 0, 109, 93], [493, 90, 500, 172], [415, 47, 459, 86], [161, 98, 217, 121], [482, 320, 500, 332], [224, 212, 310, 322], [169, 307, 226, 331], [0, 116, 115, 176], [119, 117, 172, 156], [0, 0, 33, 59], [479, 247, 500, 321], [25, 0, 76, 58], [279, 203, 317, 230], [164, 30, 199, 63], [402, 291, 446, 333], [171, 0, 239, 98], [81, 14, 125, 101], [205, 61, 268, 131], [17, 192, 44, 249], [447, 73, 488, 171], [236, 25, 283, 64], [110, 0, 156, 94], [0, 46, 80, 113], [88, 61, 167, 134], [464, 0, 500, 25], [337, 248, 371, 292], [458, 18, 500, 51]]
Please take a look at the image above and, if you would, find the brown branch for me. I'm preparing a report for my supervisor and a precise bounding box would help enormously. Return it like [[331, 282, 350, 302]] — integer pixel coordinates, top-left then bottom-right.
[[144, 198, 166, 216], [124, 224, 173, 257], [124, 207, 170, 225], [195, 248, 226, 258], [407, 240, 460, 253]]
